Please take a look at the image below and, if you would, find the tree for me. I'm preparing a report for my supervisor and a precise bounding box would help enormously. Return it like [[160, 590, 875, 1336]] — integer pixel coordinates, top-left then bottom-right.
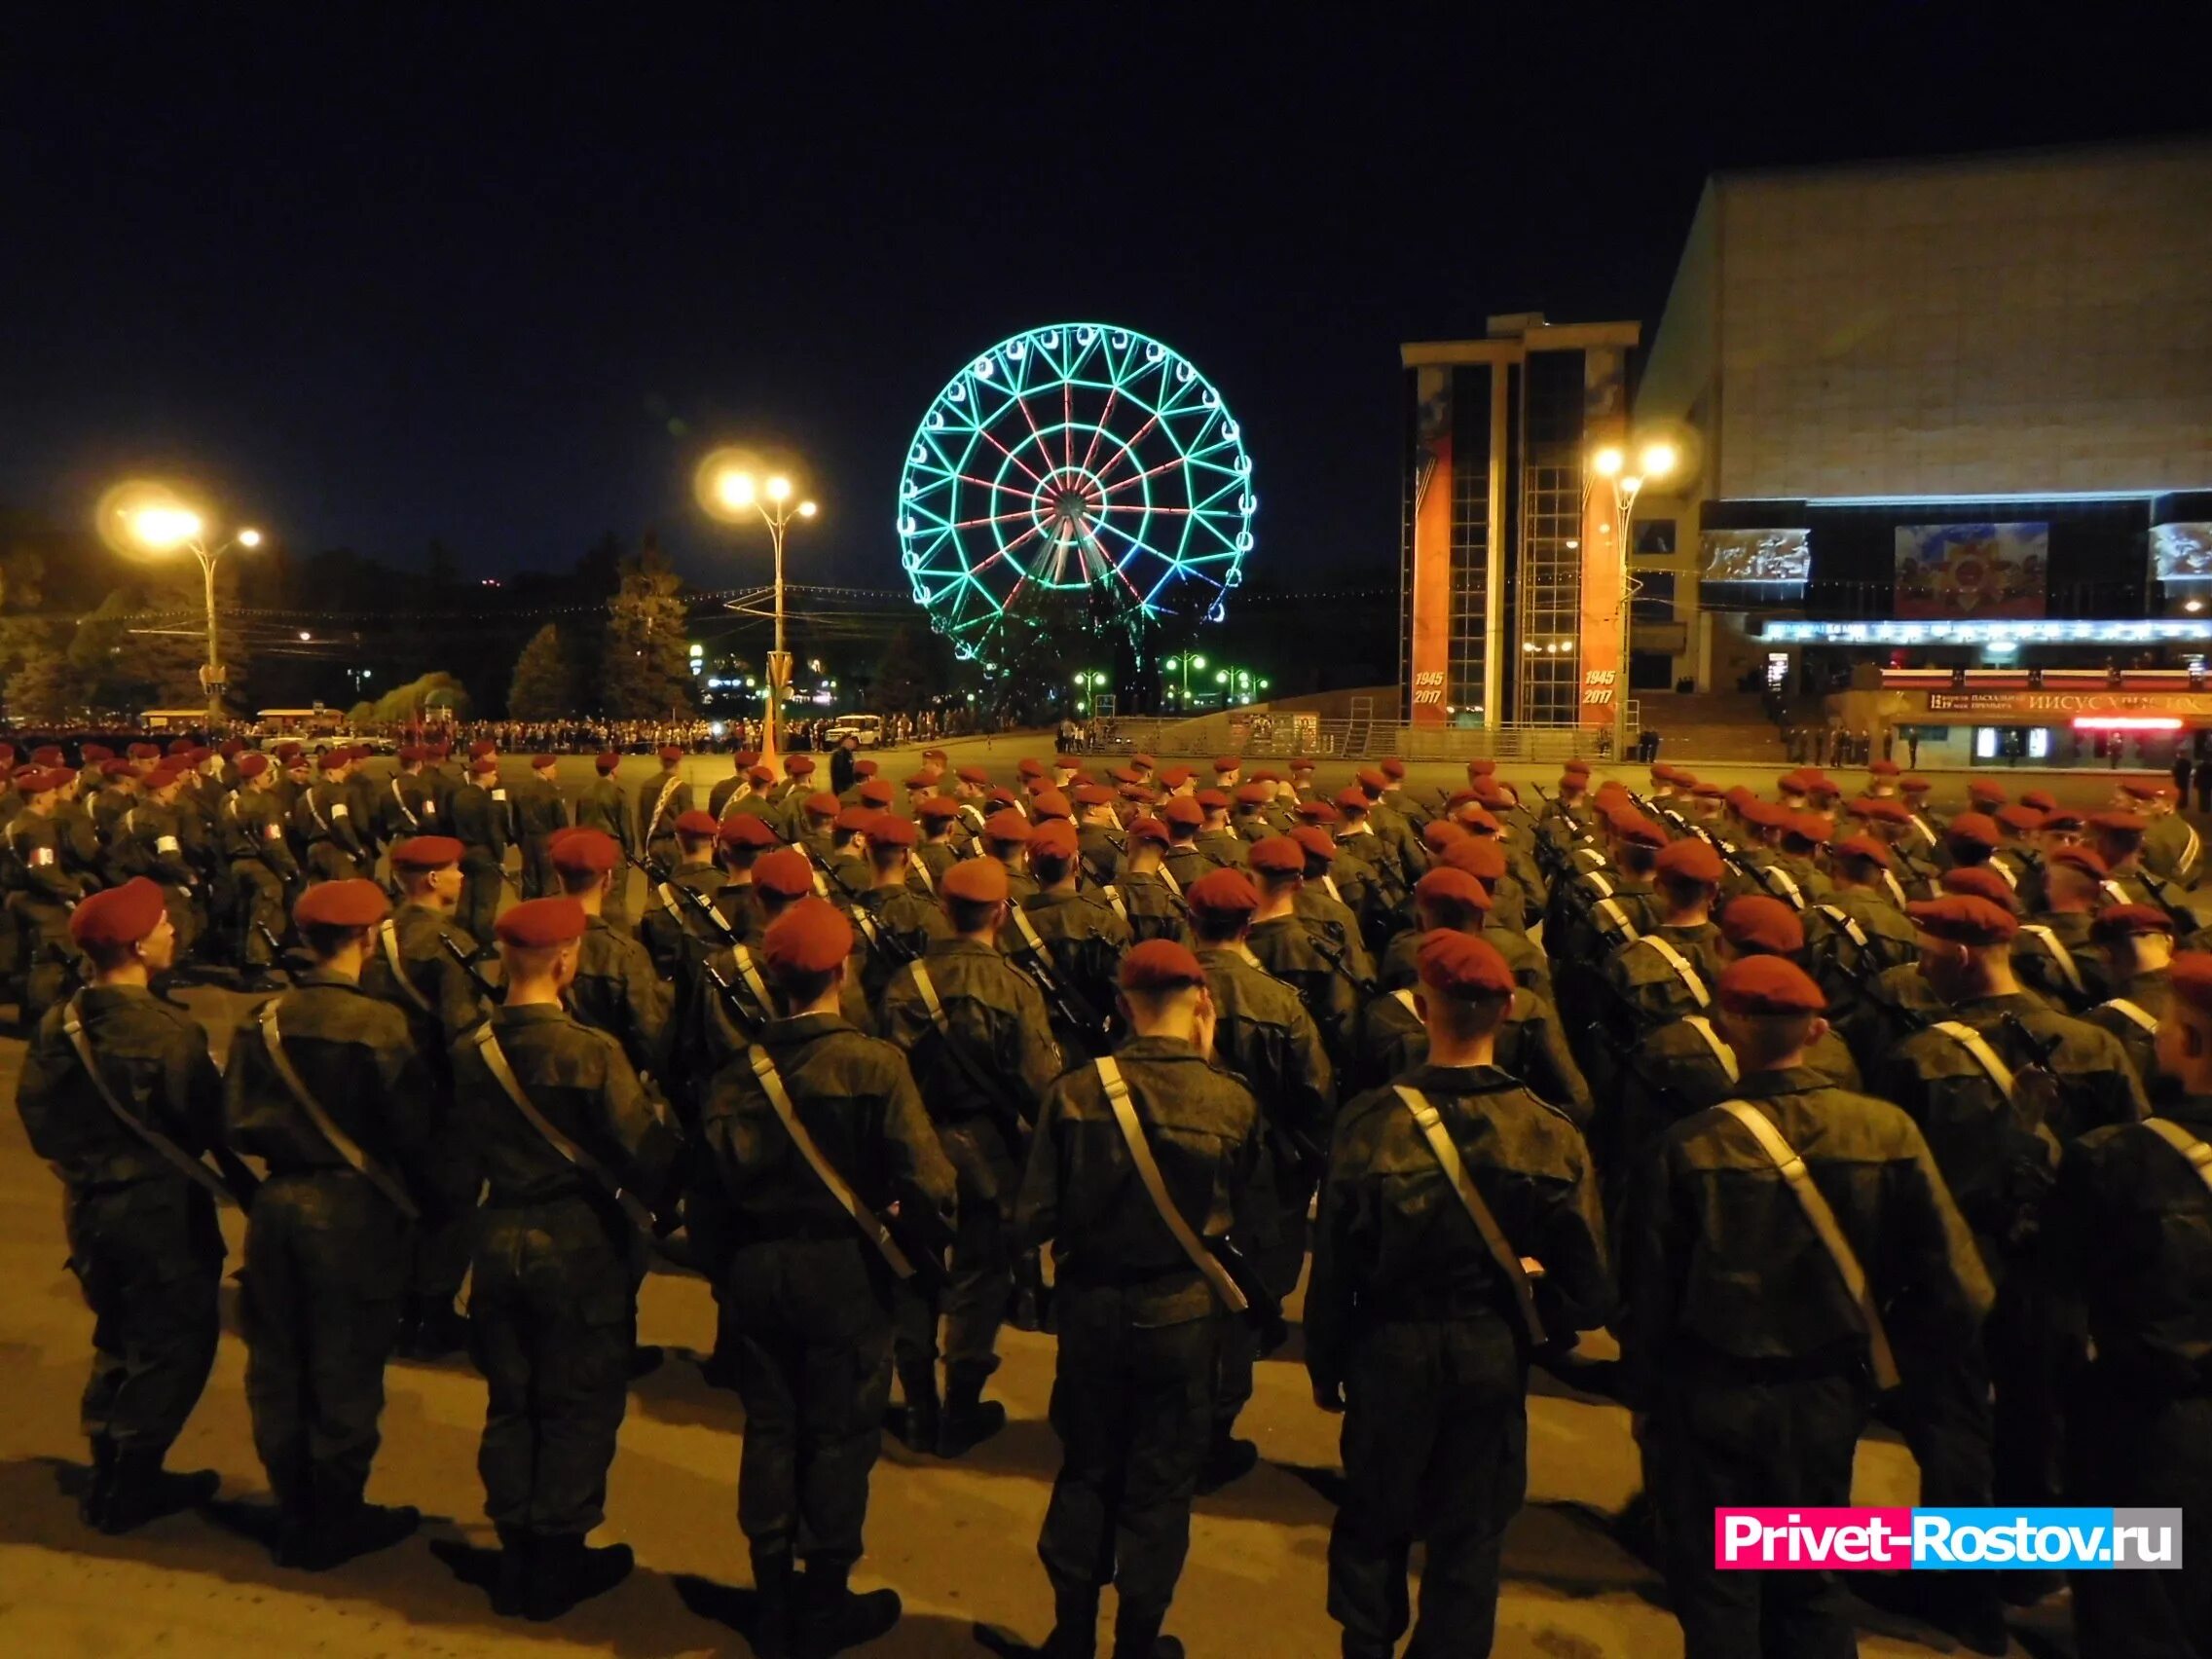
[[599, 531, 694, 719], [8, 648, 89, 723], [507, 623, 577, 719], [869, 621, 952, 714], [363, 671, 471, 726]]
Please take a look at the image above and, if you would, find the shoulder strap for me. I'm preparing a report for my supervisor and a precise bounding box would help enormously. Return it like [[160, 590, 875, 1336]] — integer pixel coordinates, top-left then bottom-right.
[[1991, 859, 2019, 891], [1584, 871, 1615, 897], [644, 774, 682, 843], [1319, 872, 1340, 903], [1682, 1014, 1739, 1084], [655, 881, 688, 924], [1093, 1056, 1248, 1313], [907, 848, 936, 895], [1101, 882, 1128, 926], [745, 1044, 918, 1279], [377, 919, 436, 1015], [1391, 985, 1418, 1015], [1157, 863, 1184, 900], [1713, 1098, 1899, 1389], [1763, 864, 1807, 910], [2141, 1117, 2212, 1196], [1932, 1018, 2019, 1103], [1818, 904, 1870, 952], [2017, 925, 2085, 997], [1391, 1084, 1545, 1346], [2101, 878, 2134, 908], [728, 942, 774, 1015], [1009, 903, 1052, 965], [1880, 868, 1910, 910], [2179, 823, 2202, 881], [257, 1001, 419, 1218], [469, 1024, 656, 1235], [388, 777, 420, 830], [61, 994, 239, 1207], [2100, 997, 2159, 1036], [1641, 934, 1712, 1009]]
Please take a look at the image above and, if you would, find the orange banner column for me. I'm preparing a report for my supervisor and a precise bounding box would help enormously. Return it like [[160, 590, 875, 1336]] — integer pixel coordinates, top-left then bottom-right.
[[1408, 365, 1454, 727]]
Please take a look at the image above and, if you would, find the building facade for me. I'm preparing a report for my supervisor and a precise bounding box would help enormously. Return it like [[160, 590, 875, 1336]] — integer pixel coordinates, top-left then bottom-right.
[[1631, 139, 2212, 762], [1399, 313, 1641, 729]]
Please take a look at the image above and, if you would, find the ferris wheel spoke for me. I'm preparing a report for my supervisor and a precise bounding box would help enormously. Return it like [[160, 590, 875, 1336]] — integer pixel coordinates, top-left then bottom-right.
[[973, 424, 1046, 487], [1087, 413, 1162, 489], [1075, 388, 1122, 477]]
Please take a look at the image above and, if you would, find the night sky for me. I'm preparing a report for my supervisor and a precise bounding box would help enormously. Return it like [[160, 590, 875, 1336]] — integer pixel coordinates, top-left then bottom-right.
[[3, 7, 2203, 599]]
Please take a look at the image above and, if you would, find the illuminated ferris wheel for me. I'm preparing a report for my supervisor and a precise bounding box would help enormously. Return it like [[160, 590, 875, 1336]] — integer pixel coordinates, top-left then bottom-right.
[[898, 323, 1254, 660]]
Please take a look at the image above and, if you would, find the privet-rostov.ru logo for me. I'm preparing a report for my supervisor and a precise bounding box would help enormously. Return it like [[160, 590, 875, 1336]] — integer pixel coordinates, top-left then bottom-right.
[[1714, 1508, 2184, 1570]]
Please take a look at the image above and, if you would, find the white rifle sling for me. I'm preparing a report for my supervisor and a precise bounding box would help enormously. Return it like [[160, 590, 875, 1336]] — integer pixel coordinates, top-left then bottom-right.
[[471, 1025, 657, 1235], [62, 994, 239, 1207], [2099, 997, 2159, 1036], [1641, 935, 1712, 1010], [1713, 1098, 1900, 1389], [745, 1044, 917, 1278], [2141, 1116, 2212, 1197], [1093, 1056, 1247, 1313], [728, 943, 774, 1015], [2016, 925, 2085, 999], [1682, 1015, 1739, 1084], [258, 1002, 420, 1218], [907, 849, 935, 895], [1391, 1085, 1545, 1346], [1932, 1019, 2020, 1103], [377, 919, 437, 1015]]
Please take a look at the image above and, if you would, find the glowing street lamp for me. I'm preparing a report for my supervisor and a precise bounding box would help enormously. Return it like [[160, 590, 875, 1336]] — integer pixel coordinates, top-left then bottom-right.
[[706, 462, 818, 768], [117, 497, 264, 729], [1587, 438, 1677, 757]]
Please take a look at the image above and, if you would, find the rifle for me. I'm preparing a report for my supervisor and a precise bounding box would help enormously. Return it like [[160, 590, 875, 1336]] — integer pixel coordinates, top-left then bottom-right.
[[254, 919, 290, 968], [2132, 866, 2204, 939], [702, 958, 771, 1041], [1002, 920, 1114, 1052], [440, 932, 501, 1002], [1837, 939, 1939, 1036], [640, 857, 745, 947], [1309, 931, 1379, 998]]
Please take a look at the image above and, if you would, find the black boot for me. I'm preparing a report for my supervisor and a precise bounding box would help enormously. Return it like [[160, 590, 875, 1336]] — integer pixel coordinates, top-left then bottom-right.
[[492, 1526, 534, 1617], [99, 1445, 219, 1534], [794, 1558, 901, 1656], [938, 1364, 1007, 1457], [1040, 1587, 1099, 1659], [298, 1470, 420, 1570], [1010, 1251, 1048, 1332], [1195, 1429, 1259, 1494], [897, 1364, 940, 1456], [81, 1435, 117, 1529], [750, 1545, 795, 1659], [524, 1531, 634, 1621], [1109, 1610, 1183, 1659], [405, 1299, 469, 1361]]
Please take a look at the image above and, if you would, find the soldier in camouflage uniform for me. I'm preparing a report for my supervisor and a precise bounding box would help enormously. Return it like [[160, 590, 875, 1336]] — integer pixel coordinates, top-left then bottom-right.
[[1003, 820, 1128, 1056], [549, 828, 670, 1079], [1242, 834, 1361, 1071], [448, 754, 512, 944], [293, 750, 370, 884], [15, 879, 227, 1532], [636, 810, 727, 980], [221, 754, 301, 984], [1016, 939, 1262, 1659], [637, 745, 692, 873], [1310, 930, 1612, 1659], [2082, 903, 2176, 1098], [702, 898, 957, 1659], [223, 879, 437, 1569], [508, 754, 571, 900], [1621, 954, 1992, 1659], [358, 834, 488, 1359], [448, 895, 681, 1620], [1115, 816, 1193, 947], [1185, 867, 1334, 1491], [913, 795, 968, 892], [571, 753, 635, 930], [879, 856, 1063, 1457]]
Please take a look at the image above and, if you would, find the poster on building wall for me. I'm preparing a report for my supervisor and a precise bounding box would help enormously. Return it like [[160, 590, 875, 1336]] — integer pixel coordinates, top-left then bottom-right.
[[2152, 523, 2212, 581], [1702, 528, 1811, 584], [1894, 522, 2048, 619]]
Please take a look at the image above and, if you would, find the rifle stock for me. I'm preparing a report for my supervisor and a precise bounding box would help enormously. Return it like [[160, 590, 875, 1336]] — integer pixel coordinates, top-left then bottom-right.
[[439, 932, 500, 1002]]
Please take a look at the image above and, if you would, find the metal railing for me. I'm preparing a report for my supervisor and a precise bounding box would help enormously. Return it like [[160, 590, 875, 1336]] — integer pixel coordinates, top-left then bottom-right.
[[1083, 704, 1642, 764]]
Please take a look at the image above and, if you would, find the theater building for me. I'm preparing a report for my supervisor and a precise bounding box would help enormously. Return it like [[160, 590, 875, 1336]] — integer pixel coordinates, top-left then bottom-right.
[[1629, 138, 2212, 765]]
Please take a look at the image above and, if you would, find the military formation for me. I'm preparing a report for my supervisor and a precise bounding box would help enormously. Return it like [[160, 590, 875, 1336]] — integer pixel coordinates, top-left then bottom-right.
[[11, 733, 2212, 1658]]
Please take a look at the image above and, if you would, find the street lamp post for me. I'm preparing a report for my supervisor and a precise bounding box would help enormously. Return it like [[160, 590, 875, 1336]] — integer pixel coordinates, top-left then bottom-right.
[[1588, 442, 1677, 760], [120, 503, 262, 731], [713, 469, 817, 771]]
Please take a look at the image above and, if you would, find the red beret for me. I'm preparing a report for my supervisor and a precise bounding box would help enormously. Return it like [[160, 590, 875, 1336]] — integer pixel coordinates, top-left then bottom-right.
[[985, 787, 1020, 810], [1161, 796, 1205, 829], [763, 896, 854, 976], [70, 877, 167, 950], [1465, 758, 1496, 776], [1119, 939, 1207, 993], [327, 753, 359, 775], [2120, 778, 2176, 802], [390, 834, 465, 869], [733, 752, 760, 768], [1210, 756, 1239, 773], [2019, 790, 2058, 813], [857, 780, 895, 807], [1993, 803, 2046, 835], [1031, 790, 1073, 821], [468, 741, 498, 759], [2089, 811, 2148, 838], [1016, 757, 1046, 779], [469, 756, 498, 776], [854, 758, 880, 778], [33, 767, 75, 794], [1126, 816, 1170, 847], [1417, 929, 1514, 1000], [1294, 798, 1341, 825], [273, 742, 302, 759], [236, 753, 272, 779], [676, 810, 719, 838], [294, 878, 388, 931], [1657, 838, 1724, 886], [984, 808, 1033, 844], [2042, 810, 2085, 833], [804, 792, 842, 818], [1944, 812, 2001, 852], [1717, 955, 1826, 1015], [1966, 780, 2008, 806], [1234, 782, 1272, 807], [748, 765, 775, 786], [1290, 826, 1338, 865], [941, 857, 1010, 903], [1909, 895, 2019, 945], [1130, 753, 1158, 768], [903, 770, 940, 791], [1417, 866, 1492, 915], [1563, 759, 1591, 777], [786, 756, 816, 776], [1066, 783, 1111, 807], [1830, 834, 1892, 867], [1029, 821, 1079, 861], [917, 795, 963, 823], [719, 814, 780, 849], [1355, 768, 1388, 793], [1380, 757, 1408, 779], [2046, 844, 2109, 877], [1247, 835, 1308, 876], [955, 765, 990, 787], [532, 754, 557, 769], [833, 805, 877, 834], [1187, 867, 1260, 916], [1724, 785, 1756, 808], [596, 752, 621, 773], [1421, 820, 1470, 854], [1899, 776, 1932, 795], [2091, 903, 2176, 940], [1857, 798, 1910, 825], [1739, 798, 1788, 830], [1194, 788, 1230, 811], [549, 829, 620, 874], [1868, 759, 1900, 776], [1443, 837, 1506, 882], [2169, 952, 2212, 1016], [869, 814, 918, 849], [1719, 895, 1804, 956], [397, 745, 424, 764], [495, 897, 588, 948], [1459, 805, 1501, 832], [1783, 814, 1831, 847], [98, 758, 133, 779], [1613, 816, 1668, 849], [1161, 765, 1198, 789], [753, 848, 817, 898], [658, 746, 683, 762], [127, 742, 158, 759], [1939, 866, 2020, 909], [1333, 788, 1370, 814]]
